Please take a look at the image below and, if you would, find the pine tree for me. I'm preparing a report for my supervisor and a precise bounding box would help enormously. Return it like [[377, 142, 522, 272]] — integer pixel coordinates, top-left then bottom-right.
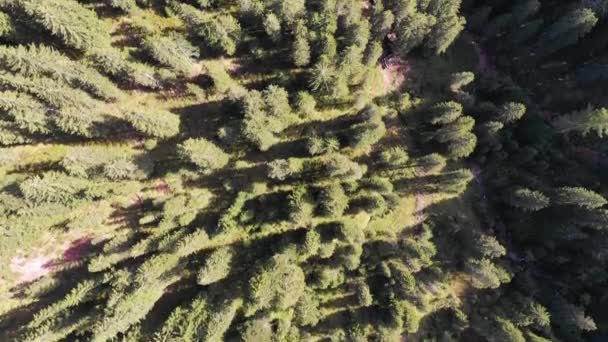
[[296, 91, 316, 116], [309, 56, 336, 94], [395, 12, 437, 55], [142, 34, 197, 75], [497, 102, 526, 124], [426, 14, 466, 55], [465, 258, 511, 289], [89, 48, 160, 89], [0, 91, 51, 134], [263, 13, 281, 42], [19, 171, 80, 205], [13, 0, 111, 51], [174, 3, 241, 55], [178, 138, 230, 171], [553, 106, 608, 137], [552, 187, 607, 209], [197, 246, 234, 285], [246, 253, 305, 314], [535, 8, 598, 57], [505, 188, 550, 211], [292, 34, 311, 67], [318, 182, 349, 217], [125, 110, 180, 139], [428, 101, 463, 125]]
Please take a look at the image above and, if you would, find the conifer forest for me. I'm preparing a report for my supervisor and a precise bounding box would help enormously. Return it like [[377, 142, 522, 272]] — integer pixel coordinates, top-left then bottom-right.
[[1, 0, 608, 341]]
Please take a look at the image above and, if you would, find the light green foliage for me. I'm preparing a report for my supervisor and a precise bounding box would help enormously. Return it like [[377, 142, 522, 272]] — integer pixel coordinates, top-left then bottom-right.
[[263, 13, 281, 42], [412, 153, 446, 175], [89, 48, 159, 89], [552, 187, 607, 208], [19, 171, 80, 205], [0, 91, 51, 134], [292, 33, 311, 67], [178, 138, 230, 171], [142, 34, 197, 75], [429, 101, 463, 125], [28, 280, 97, 329], [107, 0, 138, 13], [395, 12, 437, 55], [497, 102, 526, 124], [449, 72, 475, 92], [378, 147, 409, 167], [294, 290, 321, 326], [92, 281, 172, 342], [241, 86, 293, 151], [296, 91, 315, 116], [246, 253, 305, 314], [475, 233, 506, 258], [239, 317, 273, 342], [309, 56, 336, 94], [465, 258, 512, 289], [554, 106, 608, 137], [319, 182, 349, 217], [125, 110, 180, 139], [0, 11, 15, 38], [426, 7, 466, 55], [0, 45, 121, 101], [505, 188, 550, 211], [198, 246, 233, 285], [13, 0, 110, 51], [174, 3, 241, 55]]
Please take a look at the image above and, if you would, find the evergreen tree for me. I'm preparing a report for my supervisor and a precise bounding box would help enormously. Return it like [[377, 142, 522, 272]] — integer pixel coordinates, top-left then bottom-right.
[[198, 246, 234, 285], [0, 45, 122, 101], [13, 0, 111, 51], [505, 188, 550, 211], [318, 182, 349, 217], [125, 110, 180, 139], [263, 13, 281, 42], [552, 187, 607, 209], [497, 102, 526, 124], [535, 8, 598, 57], [178, 138, 230, 171], [395, 12, 437, 56], [141, 34, 197, 75], [553, 106, 608, 137]]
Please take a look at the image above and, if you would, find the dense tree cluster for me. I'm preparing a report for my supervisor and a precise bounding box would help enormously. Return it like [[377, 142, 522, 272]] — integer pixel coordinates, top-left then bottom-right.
[[1, 1, 608, 342]]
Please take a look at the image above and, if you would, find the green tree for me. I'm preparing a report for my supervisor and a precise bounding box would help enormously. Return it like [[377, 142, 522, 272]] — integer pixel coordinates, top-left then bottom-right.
[[19, 171, 80, 205], [465, 258, 512, 289], [141, 34, 197, 75], [174, 3, 241, 55], [395, 12, 437, 56], [309, 56, 336, 94], [292, 34, 311, 67], [13, 0, 111, 51], [318, 182, 349, 217], [263, 13, 281, 42], [554, 106, 608, 137], [0, 45, 122, 101], [475, 234, 506, 258], [198, 246, 234, 285], [535, 8, 598, 57], [505, 188, 550, 211], [125, 110, 180, 139], [428, 101, 463, 125], [552, 187, 607, 208], [497, 102, 526, 124], [178, 138, 230, 171], [246, 253, 305, 315], [296, 91, 316, 116]]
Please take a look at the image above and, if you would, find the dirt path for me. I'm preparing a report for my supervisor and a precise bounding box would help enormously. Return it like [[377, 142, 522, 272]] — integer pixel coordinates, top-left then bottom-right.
[[8, 235, 94, 285]]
